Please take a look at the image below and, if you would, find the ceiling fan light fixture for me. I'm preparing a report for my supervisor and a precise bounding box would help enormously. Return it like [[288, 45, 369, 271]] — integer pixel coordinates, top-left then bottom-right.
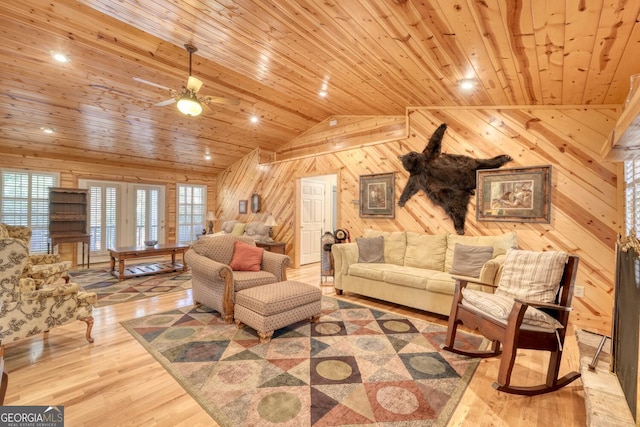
[[176, 91, 202, 116]]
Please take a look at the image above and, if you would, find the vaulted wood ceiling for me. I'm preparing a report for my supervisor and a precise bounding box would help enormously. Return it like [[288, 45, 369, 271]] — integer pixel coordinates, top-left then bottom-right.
[[1, 1, 638, 175]]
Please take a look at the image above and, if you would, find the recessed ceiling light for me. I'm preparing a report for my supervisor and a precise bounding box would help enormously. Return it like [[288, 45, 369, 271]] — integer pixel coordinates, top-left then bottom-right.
[[51, 52, 69, 63], [40, 127, 55, 134], [460, 79, 474, 90], [319, 82, 329, 98], [204, 154, 212, 160], [250, 116, 259, 124]]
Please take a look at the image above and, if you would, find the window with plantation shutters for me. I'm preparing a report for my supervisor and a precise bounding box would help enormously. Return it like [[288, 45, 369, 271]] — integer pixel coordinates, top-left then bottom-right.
[[88, 184, 118, 253], [135, 187, 160, 246], [177, 184, 206, 244], [0, 170, 58, 253], [625, 160, 640, 236]]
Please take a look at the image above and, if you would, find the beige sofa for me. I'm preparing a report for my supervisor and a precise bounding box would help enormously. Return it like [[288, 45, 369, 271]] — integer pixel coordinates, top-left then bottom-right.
[[331, 229, 518, 316], [207, 220, 271, 241]]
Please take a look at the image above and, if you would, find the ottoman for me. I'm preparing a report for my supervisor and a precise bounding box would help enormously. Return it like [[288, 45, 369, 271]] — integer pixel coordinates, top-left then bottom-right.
[[234, 280, 322, 343]]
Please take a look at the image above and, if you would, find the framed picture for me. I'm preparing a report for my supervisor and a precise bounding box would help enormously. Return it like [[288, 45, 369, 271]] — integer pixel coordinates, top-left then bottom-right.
[[359, 172, 395, 218], [239, 199, 248, 214], [476, 165, 551, 223]]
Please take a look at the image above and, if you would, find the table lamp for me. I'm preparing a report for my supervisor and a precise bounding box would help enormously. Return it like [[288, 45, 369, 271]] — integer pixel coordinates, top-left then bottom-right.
[[206, 211, 216, 234], [264, 214, 277, 241]]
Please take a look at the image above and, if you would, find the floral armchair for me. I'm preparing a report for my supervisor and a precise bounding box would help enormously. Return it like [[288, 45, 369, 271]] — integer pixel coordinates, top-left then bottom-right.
[[0, 238, 97, 344], [0, 223, 72, 286]]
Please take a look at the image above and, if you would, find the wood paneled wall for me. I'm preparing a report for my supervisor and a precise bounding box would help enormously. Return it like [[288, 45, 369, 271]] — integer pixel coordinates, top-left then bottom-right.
[[0, 154, 217, 263], [217, 106, 620, 333], [275, 116, 407, 161]]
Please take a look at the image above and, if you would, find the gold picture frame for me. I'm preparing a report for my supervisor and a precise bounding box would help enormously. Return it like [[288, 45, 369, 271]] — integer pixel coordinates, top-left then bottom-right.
[[476, 165, 551, 223], [359, 172, 395, 218]]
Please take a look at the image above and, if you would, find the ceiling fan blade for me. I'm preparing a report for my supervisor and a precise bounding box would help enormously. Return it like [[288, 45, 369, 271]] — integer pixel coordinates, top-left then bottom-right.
[[133, 77, 172, 92], [187, 76, 203, 92], [154, 98, 176, 107], [202, 103, 216, 115], [203, 95, 241, 106]]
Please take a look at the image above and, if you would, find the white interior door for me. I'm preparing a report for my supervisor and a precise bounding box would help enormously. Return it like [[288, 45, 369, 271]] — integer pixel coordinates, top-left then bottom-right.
[[300, 179, 326, 265]]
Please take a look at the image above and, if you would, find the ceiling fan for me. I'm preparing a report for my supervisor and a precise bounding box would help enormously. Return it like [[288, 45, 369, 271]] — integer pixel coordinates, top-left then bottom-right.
[[134, 44, 240, 116]]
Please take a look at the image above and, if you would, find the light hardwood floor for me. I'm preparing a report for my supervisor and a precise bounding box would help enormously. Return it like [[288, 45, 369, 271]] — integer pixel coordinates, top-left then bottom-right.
[[3, 263, 586, 426]]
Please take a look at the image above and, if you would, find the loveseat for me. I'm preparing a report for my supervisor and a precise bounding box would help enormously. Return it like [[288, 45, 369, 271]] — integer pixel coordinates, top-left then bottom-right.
[[206, 220, 271, 242], [331, 229, 518, 316]]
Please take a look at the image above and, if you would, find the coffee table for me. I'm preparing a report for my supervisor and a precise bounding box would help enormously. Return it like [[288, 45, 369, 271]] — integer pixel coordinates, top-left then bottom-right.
[[108, 243, 190, 281]]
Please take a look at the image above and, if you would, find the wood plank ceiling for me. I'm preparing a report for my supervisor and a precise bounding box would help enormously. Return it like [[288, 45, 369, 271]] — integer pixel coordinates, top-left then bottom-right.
[[1, 0, 638, 175]]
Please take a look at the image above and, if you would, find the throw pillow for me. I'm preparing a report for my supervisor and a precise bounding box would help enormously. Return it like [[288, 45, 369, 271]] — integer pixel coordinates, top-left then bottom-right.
[[449, 244, 494, 278], [231, 223, 247, 236], [496, 249, 569, 303], [363, 229, 406, 265], [356, 236, 384, 263], [229, 240, 264, 271], [0, 223, 8, 238], [461, 288, 563, 329]]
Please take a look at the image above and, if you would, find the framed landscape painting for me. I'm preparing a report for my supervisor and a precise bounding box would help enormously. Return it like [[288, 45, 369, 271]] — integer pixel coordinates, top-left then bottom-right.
[[359, 172, 395, 218], [476, 165, 551, 223]]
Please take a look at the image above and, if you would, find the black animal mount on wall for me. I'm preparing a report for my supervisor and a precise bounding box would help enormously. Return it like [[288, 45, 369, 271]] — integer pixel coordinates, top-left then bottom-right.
[[398, 123, 512, 234]]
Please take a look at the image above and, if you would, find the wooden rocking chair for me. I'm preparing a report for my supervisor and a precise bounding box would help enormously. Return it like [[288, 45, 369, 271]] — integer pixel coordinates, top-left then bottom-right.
[[443, 251, 580, 396]]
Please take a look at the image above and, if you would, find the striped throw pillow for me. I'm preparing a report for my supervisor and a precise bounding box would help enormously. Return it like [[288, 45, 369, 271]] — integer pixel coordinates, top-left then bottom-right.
[[496, 249, 569, 303]]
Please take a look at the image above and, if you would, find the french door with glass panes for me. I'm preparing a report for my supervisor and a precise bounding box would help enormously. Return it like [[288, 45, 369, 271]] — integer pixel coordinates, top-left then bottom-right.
[[80, 180, 165, 262]]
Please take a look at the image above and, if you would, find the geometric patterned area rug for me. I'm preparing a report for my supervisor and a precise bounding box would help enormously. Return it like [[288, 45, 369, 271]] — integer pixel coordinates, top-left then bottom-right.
[[69, 266, 191, 307], [121, 296, 484, 426]]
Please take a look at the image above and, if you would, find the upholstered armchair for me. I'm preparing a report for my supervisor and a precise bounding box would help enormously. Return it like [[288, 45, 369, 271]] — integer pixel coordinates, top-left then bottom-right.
[[185, 235, 291, 323], [0, 223, 72, 286], [0, 238, 97, 344]]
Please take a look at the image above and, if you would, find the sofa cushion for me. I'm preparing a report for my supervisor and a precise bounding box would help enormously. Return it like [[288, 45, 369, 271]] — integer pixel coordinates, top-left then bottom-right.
[[404, 232, 447, 271], [461, 288, 563, 329], [449, 244, 494, 278], [229, 240, 264, 271], [245, 221, 269, 240], [348, 263, 393, 281], [444, 231, 517, 272], [233, 270, 279, 291], [363, 229, 406, 266], [495, 249, 569, 303], [220, 220, 240, 234], [382, 266, 441, 290], [424, 271, 493, 296], [356, 236, 384, 263]]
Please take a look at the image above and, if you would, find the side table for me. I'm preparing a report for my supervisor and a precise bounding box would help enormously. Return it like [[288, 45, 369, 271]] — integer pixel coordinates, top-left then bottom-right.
[[255, 241, 286, 254]]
